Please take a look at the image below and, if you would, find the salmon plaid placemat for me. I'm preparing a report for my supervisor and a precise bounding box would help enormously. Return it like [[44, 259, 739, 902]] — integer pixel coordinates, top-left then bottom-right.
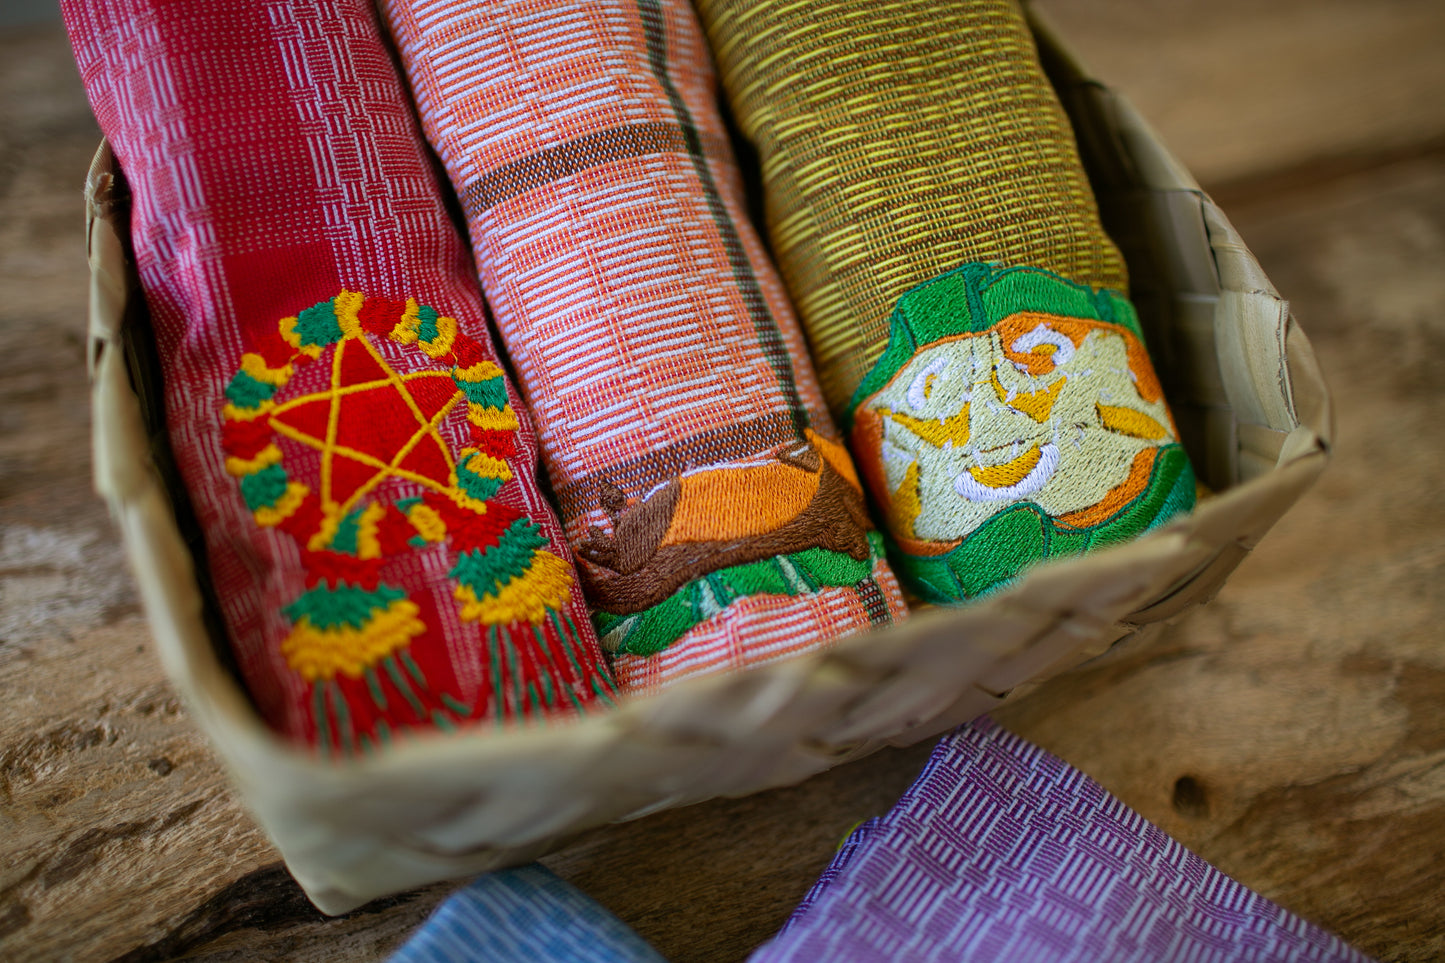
[[381, 0, 907, 690]]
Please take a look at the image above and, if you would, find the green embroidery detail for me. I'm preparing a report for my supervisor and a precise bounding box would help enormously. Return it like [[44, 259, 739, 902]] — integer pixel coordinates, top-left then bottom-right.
[[365, 666, 388, 710], [441, 693, 473, 717], [283, 582, 407, 631], [456, 456, 506, 502], [416, 304, 441, 343], [898, 445, 1196, 605], [401, 649, 428, 688], [598, 531, 887, 658], [449, 518, 549, 597], [331, 681, 355, 754], [239, 464, 291, 511], [224, 370, 276, 409], [457, 375, 509, 409], [1147, 458, 1198, 532], [313, 685, 332, 758], [328, 506, 368, 556], [295, 298, 345, 347], [845, 262, 1141, 431], [385, 657, 427, 718], [790, 542, 875, 587]]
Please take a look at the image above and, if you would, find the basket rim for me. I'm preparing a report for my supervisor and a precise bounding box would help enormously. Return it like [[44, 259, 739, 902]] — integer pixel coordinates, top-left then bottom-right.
[[83, 15, 1332, 911]]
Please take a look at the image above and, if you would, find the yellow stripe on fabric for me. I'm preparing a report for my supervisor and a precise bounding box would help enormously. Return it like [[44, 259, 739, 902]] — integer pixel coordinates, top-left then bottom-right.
[[693, 0, 1127, 411]]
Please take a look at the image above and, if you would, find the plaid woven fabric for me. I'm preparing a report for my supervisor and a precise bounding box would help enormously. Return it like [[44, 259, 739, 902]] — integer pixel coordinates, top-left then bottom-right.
[[752, 719, 1375, 963], [380, 0, 907, 690], [695, 0, 1195, 604], [63, 0, 617, 751], [389, 864, 665, 963]]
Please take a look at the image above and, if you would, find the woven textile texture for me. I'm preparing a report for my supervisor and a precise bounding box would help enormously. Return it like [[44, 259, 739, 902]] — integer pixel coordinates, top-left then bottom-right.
[[751, 718, 1376, 963], [694, 0, 1194, 603], [380, 0, 907, 690], [694, 0, 1128, 409], [62, 0, 617, 751], [389, 864, 665, 963]]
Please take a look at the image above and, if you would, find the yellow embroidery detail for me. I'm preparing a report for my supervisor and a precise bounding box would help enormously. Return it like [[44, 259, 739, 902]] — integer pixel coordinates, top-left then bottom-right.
[[240, 353, 294, 386], [406, 503, 448, 542], [278, 316, 324, 359], [253, 482, 309, 527], [992, 369, 1066, 423], [353, 502, 387, 560], [447, 488, 492, 515], [280, 599, 425, 681], [308, 503, 345, 552], [468, 404, 520, 432], [389, 298, 422, 344], [223, 399, 275, 421], [1097, 402, 1168, 441], [418, 314, 458, 358], [968, 444, 1044, 489], [226, 443, 283, 477], [333, 290, 366, 338], [891, 461, 923, 538], [454, 359, 506, 383], [454, 550, 573, 625], [464, 451, 513, 483], [885, 404, 971, 449]]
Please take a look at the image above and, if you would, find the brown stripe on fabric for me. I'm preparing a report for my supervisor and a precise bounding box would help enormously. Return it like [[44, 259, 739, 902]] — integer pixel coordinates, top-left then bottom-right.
[[462, 121, 714, 215], [635, 0, 809, 431], [856, 577, 893, 626], [555, 411, 809, 518]]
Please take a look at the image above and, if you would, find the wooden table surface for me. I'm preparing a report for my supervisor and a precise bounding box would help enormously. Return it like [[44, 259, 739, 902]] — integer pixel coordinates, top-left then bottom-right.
[[2, 2, 1443, 960]]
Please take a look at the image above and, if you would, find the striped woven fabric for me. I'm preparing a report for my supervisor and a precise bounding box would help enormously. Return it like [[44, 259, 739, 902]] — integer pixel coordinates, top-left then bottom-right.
[[389, 864, 665, 963], [62, 0, 616, 751], [752, 719, 1375, 963], [380, 0, 907, 690], [695, 0, 1196, 604]]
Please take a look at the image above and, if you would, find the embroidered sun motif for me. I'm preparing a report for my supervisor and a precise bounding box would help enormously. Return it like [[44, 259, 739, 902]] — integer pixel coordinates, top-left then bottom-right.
[[219, 290, 603, 751], [268, 333, 464, 518]]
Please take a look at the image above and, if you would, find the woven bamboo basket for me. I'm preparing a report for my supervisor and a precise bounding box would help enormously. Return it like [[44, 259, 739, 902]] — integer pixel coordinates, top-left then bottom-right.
[[86, 14, 1330, 914]]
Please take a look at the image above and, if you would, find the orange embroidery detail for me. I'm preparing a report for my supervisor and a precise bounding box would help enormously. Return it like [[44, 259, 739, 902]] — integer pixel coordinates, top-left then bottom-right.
[[1055, 447, 1159, 530]]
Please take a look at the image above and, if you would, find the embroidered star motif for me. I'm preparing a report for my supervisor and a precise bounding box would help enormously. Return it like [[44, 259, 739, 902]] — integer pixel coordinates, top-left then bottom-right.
[[269, 333, 464, 512]]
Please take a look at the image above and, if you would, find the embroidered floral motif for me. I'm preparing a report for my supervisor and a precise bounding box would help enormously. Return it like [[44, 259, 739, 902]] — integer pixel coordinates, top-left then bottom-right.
[[848, 263, 1196, 603], [222, 291, 609, 751]]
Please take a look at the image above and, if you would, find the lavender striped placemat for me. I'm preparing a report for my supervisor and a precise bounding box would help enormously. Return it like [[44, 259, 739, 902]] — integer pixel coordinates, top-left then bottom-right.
[[751, 718, 1373, 963]]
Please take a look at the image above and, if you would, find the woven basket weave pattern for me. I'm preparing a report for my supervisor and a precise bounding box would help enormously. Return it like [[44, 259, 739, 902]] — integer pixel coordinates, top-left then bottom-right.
[[86, 16, 1329, 914]]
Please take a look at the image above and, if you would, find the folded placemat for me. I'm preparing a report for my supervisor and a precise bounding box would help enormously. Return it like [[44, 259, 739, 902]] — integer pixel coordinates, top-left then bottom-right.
[[379, 0, 907, 691], [752, 719, 1374, 963], [694, 0, 1195, 603], [62, 0, 616, 752]]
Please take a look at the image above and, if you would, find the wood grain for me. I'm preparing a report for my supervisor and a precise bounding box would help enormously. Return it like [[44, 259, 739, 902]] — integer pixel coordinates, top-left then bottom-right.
[[1030, 0, 1445, 187], [1, 3, 1443, 961]]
